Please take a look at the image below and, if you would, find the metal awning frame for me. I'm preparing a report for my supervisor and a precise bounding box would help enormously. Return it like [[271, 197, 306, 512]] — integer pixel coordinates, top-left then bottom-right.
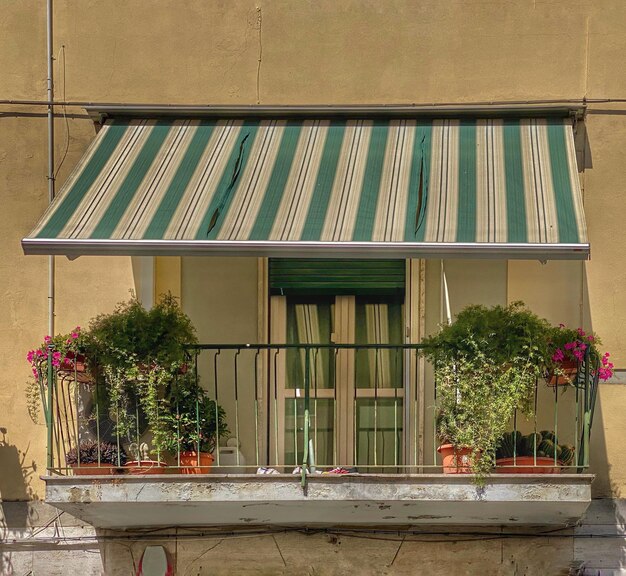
[[22, 238, 590, 260], [85, 103, 587, 123]]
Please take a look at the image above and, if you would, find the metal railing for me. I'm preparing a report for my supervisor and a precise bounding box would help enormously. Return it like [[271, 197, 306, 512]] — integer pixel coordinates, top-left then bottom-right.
[[40, 344, 598, 481]]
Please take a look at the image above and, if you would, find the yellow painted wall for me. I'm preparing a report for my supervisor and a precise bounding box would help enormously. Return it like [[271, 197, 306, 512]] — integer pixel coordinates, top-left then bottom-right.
[[1, 1, 626, 498]]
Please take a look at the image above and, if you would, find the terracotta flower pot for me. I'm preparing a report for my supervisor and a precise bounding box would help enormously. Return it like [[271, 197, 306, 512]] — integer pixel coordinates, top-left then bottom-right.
[[124, 460, 170, 475], [179, 451, 214, 474], [437, 444, 474, 474], [546, 360, 578, 386], [495, 456, 562, 474], [70, 463, 125, 476]]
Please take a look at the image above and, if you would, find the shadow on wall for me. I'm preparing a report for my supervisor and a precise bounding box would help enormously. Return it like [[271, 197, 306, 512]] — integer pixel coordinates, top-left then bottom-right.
[[0, 427, 39, 575]]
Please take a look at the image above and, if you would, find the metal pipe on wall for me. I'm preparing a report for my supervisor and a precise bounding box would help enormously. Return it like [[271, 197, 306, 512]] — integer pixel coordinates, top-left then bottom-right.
[[46, 0, 55, 337]]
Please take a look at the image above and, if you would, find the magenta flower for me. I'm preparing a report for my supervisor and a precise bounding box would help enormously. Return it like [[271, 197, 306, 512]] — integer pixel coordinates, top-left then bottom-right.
[[564, 342, 576, 350], [552, 349, 565, 362]]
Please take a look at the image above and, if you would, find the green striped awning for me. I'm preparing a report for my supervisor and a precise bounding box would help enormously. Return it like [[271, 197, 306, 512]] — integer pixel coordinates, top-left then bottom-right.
[[23, 117, 589, 259]]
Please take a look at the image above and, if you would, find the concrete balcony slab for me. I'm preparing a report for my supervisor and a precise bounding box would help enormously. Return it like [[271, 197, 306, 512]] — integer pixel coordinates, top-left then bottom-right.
[[43, 473, 593, 529]]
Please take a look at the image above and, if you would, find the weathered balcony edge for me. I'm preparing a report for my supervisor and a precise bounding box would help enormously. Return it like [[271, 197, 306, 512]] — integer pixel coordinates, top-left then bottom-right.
[[44, 474, 594, 529]]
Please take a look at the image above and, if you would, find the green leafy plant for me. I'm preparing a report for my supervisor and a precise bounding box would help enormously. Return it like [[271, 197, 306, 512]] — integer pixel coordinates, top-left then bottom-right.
[[423, 302, 550, 483], [422, 301, 551, 367], [66, 440, 127, 466], [85, 293, 198, 452], [151, 374, 229, 455], [432, 338, 540, 481]]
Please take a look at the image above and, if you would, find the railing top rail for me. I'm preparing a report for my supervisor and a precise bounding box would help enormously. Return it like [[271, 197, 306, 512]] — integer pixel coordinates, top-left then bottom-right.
[[184, 343, 431, 351]]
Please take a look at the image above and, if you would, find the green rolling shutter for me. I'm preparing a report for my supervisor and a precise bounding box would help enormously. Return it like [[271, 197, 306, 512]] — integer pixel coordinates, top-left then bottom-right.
[[269, 259, 405, 296]]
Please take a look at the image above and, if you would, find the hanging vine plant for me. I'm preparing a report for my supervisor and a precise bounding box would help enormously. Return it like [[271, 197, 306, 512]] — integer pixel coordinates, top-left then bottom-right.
[[85, 293, 198, 453]]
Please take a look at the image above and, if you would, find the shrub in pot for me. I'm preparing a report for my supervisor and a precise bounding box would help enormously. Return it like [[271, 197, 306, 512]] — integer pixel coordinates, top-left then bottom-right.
[[159, 376, 229, 474], [422, 302, 550, 482], [66, 440, 127, 475]]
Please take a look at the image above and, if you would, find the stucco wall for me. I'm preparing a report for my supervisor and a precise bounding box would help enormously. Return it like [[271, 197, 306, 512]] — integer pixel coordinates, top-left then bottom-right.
[[1, 0, 625, 509]]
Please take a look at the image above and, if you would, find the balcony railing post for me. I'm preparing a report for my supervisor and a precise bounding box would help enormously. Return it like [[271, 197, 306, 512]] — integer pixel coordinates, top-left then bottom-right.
[[302, 347, 311, 489], [46, 344, 55, 471]]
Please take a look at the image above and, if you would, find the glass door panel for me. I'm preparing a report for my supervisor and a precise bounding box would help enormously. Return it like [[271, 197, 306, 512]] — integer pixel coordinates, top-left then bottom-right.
[[353, 297, 404, 468]]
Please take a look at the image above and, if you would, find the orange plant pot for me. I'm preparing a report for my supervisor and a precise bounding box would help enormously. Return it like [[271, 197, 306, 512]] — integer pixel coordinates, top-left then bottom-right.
[[70, 463, 125, 476], [495, 457, 562, 474], [124, 460, 170, 475], [546, 360, 578, 386], [437, 444, 473, 474], [178, 451, 214, 475]]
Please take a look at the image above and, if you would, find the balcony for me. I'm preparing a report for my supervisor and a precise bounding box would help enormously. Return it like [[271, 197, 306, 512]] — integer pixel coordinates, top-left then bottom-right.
[[41, 344, 597, 529]]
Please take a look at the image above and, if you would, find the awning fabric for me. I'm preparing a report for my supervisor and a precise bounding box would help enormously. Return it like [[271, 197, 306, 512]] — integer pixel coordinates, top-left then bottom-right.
[[23, 117, 589, 259]]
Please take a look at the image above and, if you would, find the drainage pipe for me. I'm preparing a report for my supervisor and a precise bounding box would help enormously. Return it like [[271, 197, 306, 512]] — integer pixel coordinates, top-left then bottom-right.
[[46, 0, 55, 337]]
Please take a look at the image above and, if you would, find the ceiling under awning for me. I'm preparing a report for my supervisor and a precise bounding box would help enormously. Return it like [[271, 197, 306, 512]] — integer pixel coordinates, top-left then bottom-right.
[[22, 116, 589, 259]]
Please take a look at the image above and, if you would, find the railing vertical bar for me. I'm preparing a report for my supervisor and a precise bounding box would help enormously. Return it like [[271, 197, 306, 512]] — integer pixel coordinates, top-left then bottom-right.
[[374, 348, 379, 468], [273, 349, 279, 467], [513, 409, 517, 466], [213, 349, 221, 467], [433, 357, 438, 468], [313, 348, 319, 468], [234, 349, 241, 466], [115, 381, 122, 468], [413, 349, 418, 471], [533, 378, 538, 466], [135, 395, 140, 464], [74, 379, 81, 469], [302, 347, 311, 488], [254, 350, 260, 468], [59, 377, 72, 465], [394, 347, 399, 470], [353, 348, 357, 468], [553, 376, 558, 467], [575, 372, 579, 470], [333, 348, 339, 468], [95, 376, 102, 467], [46, 346, 54, 471]]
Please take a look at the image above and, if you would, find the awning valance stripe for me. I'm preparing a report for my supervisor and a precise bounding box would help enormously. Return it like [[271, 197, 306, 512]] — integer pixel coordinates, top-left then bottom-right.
[[23, 117, 588, 259]]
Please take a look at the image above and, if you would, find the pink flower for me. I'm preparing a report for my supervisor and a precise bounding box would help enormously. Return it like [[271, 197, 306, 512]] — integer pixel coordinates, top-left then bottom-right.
[[564, 342, 576, 350], [32, 367, 38, 378], [579, 343, 587, 351], [44, 336, 52, 343], [573, 349, 584, 361], [577, 328, 586, 337], [552, 349, 565, 362], [587, 335, 594, 342], [71, 332, 79, 339], [26, 350, 34, 363]]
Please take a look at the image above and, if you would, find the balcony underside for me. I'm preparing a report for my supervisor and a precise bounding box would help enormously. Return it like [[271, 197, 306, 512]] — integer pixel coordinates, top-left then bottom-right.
[[44, 473, 593, 529]]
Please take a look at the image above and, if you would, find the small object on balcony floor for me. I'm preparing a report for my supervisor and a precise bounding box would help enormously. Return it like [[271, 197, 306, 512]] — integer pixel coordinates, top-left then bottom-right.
[[256, 467, 279, 474], [324, 467, 358, 474]]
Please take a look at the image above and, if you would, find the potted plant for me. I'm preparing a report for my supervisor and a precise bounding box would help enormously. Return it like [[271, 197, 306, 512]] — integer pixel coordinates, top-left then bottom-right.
[[422, 302, 550, 481], [160, 376, 229, 474], [84, 293, 198, 460], [495, 430, 575, 473], [546, 324, 613, 386], [124, 441, 169, 475], [26, 326, 90, 422], [66, 440, 127, 475]]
